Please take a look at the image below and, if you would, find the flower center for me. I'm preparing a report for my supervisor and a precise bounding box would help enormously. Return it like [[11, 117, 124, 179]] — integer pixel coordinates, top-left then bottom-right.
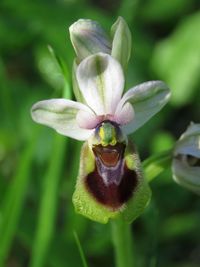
[[94, 120, 124, 147], [93, 144, 124, 167]]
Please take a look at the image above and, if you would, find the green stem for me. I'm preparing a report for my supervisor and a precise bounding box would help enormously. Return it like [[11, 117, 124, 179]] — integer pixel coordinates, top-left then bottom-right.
[[73, 231, 89, 267], [142, 150, 172, 182], [111, 217, 135, 267]]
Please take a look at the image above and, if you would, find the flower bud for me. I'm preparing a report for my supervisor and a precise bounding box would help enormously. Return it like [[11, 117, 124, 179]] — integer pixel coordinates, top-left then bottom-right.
[[172, 123, 200, 194], [69, 19, 111, 62]]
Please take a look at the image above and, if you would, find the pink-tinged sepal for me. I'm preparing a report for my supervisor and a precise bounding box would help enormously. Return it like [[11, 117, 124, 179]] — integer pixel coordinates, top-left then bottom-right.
[[73, 139, 151, 224]]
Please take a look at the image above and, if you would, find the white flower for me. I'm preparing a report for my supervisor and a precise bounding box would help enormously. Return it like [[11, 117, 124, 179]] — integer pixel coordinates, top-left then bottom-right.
[[172, 123, 200, 194], [31, 53, 171, 141]]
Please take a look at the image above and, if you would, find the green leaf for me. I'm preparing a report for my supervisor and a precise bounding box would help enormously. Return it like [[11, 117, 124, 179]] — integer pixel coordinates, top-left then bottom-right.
[[141, 0, 193, 22], [151, 12, 200, 106]]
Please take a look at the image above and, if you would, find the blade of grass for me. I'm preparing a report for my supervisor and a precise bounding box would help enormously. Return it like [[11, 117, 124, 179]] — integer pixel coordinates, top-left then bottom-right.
[[73, 231, 89, 267], [0, 58, 16, 129], [29, 46, 71, 267], [47, 45, 70, 84], [29, 134, 67, 267], [0, 130, 39, 267]]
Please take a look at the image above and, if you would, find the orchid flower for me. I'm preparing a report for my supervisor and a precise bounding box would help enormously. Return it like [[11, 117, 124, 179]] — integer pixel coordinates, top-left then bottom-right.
[[172, 123, 200, 194], [31, 52, 170, 223]]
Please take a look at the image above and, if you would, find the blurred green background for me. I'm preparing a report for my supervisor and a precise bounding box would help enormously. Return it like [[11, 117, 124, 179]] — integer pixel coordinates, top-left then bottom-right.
[[0, 0, 200, 266]]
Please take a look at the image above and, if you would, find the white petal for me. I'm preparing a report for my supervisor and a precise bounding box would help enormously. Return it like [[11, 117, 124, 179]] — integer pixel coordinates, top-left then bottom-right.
[[117, 81, 171, 134], [115, 102, 134, 125], [174, 123, 200, 158], [179, 122, 200, 139], [69, 19, 111, 61], [172, 158, 200, 195], [111, 16, 132, 71], [31, 99, 94, 140], [174, 136, 200, 158], [76, 53, 124, 115]]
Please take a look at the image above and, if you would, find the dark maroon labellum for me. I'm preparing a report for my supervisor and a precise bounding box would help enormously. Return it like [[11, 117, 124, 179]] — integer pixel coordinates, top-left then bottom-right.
[[85, 143, 138, 210]]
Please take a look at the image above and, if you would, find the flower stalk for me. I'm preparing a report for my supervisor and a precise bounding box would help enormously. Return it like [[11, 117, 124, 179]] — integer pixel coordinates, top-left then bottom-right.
[[143, 150, 172, 182], [111, 217, 135, 267]]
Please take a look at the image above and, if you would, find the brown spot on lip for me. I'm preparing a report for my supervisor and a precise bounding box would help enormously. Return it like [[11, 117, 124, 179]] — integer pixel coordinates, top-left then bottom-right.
[[85, 143, 138, 210], [85, 165, 138, 210]]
